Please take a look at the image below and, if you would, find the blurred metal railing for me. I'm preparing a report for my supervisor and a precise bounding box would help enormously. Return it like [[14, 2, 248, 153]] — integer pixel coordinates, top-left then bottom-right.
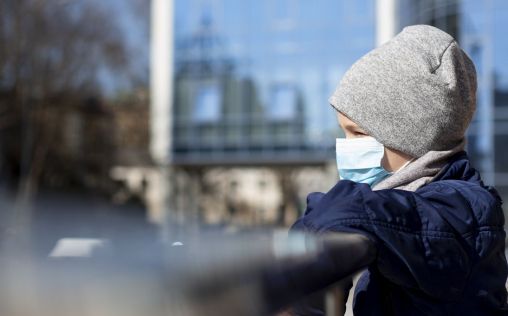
[[0, 230, 376, 316]]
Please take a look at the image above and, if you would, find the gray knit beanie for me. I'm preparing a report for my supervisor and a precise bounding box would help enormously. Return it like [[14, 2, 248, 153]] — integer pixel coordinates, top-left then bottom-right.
[[329, 25, 477, 158]]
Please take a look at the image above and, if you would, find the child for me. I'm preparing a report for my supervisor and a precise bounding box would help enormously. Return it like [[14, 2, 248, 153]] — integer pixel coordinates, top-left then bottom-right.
[[291, 25, 508, 315]]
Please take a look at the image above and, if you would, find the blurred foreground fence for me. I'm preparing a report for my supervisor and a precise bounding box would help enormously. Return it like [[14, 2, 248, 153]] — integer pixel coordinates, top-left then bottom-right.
[[0, 230, 375, 316]]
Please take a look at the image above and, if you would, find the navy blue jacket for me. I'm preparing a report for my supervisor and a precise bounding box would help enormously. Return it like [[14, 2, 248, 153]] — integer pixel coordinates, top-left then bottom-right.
[[291, 151, 508, 315]]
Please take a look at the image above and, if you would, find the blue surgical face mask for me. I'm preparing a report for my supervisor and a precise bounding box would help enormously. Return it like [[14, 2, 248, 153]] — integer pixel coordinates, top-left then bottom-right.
[[336, 137, 392, 187]]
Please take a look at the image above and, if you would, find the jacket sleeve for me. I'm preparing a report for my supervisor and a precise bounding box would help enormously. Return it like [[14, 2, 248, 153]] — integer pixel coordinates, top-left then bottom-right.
[[293, 179, 500, 301]]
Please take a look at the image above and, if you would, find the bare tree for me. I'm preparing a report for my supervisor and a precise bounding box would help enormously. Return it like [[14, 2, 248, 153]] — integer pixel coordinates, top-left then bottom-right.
[[0, 0, 142, 244], [0, 0, 132, 189]]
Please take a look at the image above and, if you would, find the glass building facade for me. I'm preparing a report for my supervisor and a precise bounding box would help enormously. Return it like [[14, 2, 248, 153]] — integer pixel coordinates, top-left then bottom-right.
[[461, 0, 508, 199], [172, 0, 375, 165], [171, 0, 508, 203]]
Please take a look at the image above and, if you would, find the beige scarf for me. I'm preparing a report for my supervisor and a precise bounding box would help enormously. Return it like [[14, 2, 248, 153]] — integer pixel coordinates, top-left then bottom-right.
[[372, 139, 466, 192]]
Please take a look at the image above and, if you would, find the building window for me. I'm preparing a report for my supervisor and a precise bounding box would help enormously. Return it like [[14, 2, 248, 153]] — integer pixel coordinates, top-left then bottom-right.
[[193, 83, 222, 123], [269, 84, 297, 121]]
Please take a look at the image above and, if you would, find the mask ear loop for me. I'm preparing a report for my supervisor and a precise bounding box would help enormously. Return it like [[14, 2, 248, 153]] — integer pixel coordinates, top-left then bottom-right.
[[395, 157, 416, 173]]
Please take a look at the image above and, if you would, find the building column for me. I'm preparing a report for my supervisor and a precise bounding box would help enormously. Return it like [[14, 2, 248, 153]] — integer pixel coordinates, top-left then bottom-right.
[[150, 0, 174, 239], [376, 0, 399, 46]]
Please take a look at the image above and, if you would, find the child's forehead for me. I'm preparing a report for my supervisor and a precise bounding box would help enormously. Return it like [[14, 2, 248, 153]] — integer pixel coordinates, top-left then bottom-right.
[[337, 112, 364, 130]]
